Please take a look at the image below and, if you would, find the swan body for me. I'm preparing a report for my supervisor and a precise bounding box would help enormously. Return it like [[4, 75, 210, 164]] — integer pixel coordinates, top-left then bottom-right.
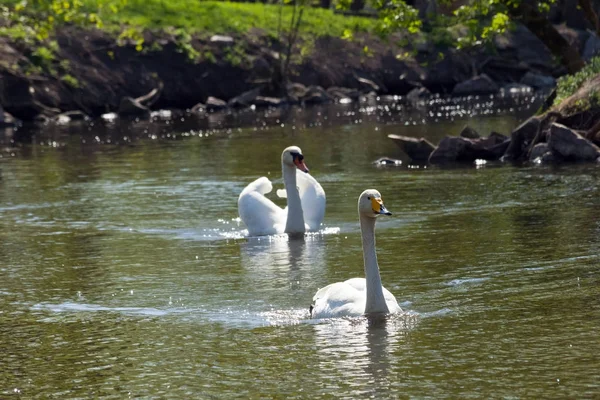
[[311, 189, 402, 319], [238, 146, 326, 237]]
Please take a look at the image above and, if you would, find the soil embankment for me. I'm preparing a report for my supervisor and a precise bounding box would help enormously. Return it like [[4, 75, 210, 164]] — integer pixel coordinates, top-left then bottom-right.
[[0, 23, 576, 123]]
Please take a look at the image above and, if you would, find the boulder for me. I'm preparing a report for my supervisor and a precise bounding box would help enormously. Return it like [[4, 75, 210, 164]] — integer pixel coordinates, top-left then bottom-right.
[[459, 125, 481, 139], [547, 123, 600, 161], [210, 35, 234, 44], [286, 82, 308, 102], [228, 88, 261, 108], [190, 102, 206, 113], [428, 136, 474, 164], [373, 157, 402, 165], [485, 140, 512, 160], [583, 34, 600, 61], [452, 74, 499, 96], [501, 83, 533, 94], [520, 72, 556, 89], [54, 110, 89, 123], [118, 97, 150, 118], [0, 73, 58, 120], [327, 87, 361, 100], [406, 87, 431, 103], [302, 85, 333, 105], [355, 76, 381, 93], [206, 96, 228, 112], [477, 131, 509, 147], [0, 108, 17, 128], [388, 134, 436, 161], [253, 96, 284, 108], [529, 143, 553, 161], [429, 134, 509, 164], [502, 116, 540, 161]]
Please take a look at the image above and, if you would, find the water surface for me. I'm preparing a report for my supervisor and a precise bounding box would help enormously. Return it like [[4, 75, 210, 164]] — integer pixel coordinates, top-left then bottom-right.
[[1, 96, 599, 398]]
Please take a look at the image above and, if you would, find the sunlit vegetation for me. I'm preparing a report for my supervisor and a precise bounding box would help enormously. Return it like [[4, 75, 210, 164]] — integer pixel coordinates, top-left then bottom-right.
[[0, 0, 376, 40], [554, 55, 600, 106]]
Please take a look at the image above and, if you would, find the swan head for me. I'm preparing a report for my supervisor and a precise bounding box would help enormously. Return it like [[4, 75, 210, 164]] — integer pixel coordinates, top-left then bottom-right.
[[282, 146, 309, 173], [358, 189, 392, 218]]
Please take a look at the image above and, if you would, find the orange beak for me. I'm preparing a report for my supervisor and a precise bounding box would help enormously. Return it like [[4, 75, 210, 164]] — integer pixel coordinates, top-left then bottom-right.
[[294, 155, 309, 173]]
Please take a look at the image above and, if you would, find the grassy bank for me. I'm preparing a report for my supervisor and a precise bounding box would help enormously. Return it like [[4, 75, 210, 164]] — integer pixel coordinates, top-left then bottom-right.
[[1, 0, 377, 40]]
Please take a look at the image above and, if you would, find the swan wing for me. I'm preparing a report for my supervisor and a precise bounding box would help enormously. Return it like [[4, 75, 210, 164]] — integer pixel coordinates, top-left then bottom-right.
[[238, 177, 286, 236], [311, 278, 366, 319], [296, 171, 326, 232], [382, 286, 403, 314]]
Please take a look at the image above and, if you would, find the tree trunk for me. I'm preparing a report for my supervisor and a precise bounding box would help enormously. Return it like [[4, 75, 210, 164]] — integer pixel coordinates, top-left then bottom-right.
[[578, 0, 600, 36], [508, 1, 585, 74]]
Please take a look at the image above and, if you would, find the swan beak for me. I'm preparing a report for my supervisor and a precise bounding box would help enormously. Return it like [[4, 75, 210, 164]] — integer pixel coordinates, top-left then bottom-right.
[[293, 154, 309, 173], [371, 197, 392, 215]]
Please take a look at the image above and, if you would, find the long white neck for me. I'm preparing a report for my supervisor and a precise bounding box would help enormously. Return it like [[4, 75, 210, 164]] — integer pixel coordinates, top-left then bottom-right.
[[283, 165, 305, 234], [360, 214, 389, 315]]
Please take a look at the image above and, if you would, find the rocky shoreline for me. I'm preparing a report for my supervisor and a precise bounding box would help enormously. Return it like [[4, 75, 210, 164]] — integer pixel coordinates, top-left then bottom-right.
[[2, 21, 595, 124], [387, 74, 600, 166], [2, 21, 600, 167]]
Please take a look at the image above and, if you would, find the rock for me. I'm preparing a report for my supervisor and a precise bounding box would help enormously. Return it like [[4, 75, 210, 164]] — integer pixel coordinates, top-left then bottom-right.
[[485, 140, 512, 160], [388, 134, 436, 161], [206, 96, 228, 112], [210, 35, 234, 44], [355, 76, 381, 92], [479, 56, 530, 86], [406, 87, 431, 102], [501, 83, 533, 94], [529, 143, 553, 161], [118, 96, 150, 118], [228, 88, 261, 108], [476, 131, 509, 148], [0, 107, 17, 128], [493, 24, 555, 75], [583, 33, 600, 61], [428, 136, 473, 164], [327, 87, 361, 100], [520, 72, 556, 89], [0, 73, 58, 120], [190, 102, 206, 113], [459, 125, 481, 139], [488, 131, 509, 143], [135, 85, 162, 108], [302, 85, 333, 105], [252, 56, 272, 78], [253, 96, 284, 108], [502, 116, 541, 161], [548, 123, 600, 161], [428, 134, 509, 164], [452, 74, 499, 95], [286, 82, 308, 102], [373, 157, 402, 166], [54, 110, 89, 123]]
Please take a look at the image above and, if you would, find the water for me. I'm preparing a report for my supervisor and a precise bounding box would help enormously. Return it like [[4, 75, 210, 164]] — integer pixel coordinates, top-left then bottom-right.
[[1, 96, 599, 398]]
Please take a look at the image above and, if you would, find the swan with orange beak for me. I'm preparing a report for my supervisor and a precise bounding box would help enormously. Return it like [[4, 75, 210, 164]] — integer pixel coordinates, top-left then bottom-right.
[[238, 146, 326, 237]]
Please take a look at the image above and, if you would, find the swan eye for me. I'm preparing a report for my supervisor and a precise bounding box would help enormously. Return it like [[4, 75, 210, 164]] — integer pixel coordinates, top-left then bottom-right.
[[367, 196, 371, 200]]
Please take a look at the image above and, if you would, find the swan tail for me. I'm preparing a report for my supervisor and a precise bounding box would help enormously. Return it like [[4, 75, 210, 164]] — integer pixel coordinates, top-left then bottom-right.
[[238, 177, 285, 236], [240, 176, 273, 197]]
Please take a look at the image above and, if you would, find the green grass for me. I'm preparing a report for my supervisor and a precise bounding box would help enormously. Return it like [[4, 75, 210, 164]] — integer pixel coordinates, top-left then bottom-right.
[[554, 55, 600, 106], [1, 0, 377, 44], [78, 0, 376, 38]]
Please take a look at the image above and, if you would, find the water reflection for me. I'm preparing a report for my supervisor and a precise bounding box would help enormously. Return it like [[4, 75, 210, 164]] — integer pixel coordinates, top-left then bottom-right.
[[239, 234, 328, 291], [312, 314, 419, 395]]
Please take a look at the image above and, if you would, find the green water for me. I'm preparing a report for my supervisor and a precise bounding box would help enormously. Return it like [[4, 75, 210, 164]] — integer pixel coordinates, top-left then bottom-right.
[[1, 99, 599, 398]]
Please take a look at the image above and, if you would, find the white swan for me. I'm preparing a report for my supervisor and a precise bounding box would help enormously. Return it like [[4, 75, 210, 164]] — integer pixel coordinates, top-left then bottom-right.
[[238, 146, 326, 237], [310, 189, 402, 319]]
